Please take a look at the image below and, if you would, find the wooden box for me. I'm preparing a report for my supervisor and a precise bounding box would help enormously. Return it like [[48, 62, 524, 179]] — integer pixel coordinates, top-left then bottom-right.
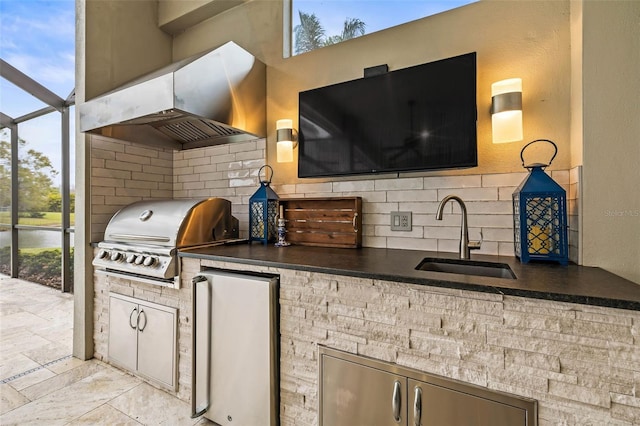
[[279, 197, 362, 248]]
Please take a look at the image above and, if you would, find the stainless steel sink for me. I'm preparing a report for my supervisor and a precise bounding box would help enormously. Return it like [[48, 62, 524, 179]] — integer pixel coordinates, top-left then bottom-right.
[[415, 257, 516, 279]]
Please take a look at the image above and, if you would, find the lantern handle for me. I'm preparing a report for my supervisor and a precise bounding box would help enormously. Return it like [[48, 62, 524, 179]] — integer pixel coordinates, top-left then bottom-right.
[[258, 165, 274, 184], [520, 139, 558, 169]]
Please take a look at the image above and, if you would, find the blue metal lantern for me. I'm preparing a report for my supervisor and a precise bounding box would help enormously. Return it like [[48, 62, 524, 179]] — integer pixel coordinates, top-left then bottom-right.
[[513, 139, 568, 265], [249, 165, 279, 244]]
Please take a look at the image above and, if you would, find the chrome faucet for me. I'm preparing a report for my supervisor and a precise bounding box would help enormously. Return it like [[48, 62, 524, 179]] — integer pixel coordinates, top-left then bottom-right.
[[436, 195, 482, 260]]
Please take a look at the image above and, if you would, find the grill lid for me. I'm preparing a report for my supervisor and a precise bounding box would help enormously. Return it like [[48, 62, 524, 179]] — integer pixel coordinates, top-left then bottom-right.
[[103, 198, 239, 248]]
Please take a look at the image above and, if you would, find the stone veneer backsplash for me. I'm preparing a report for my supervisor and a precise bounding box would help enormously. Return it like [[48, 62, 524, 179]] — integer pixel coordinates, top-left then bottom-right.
[[90, 135, 174, 242], [91, 136, 580, 262]]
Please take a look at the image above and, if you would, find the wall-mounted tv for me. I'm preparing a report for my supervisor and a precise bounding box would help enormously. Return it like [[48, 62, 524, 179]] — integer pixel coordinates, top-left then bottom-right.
[[298, 52, 477, 178]]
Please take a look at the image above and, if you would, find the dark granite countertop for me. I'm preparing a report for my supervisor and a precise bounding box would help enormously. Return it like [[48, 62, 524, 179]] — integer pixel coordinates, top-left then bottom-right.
[[180, 243, 640, 311]]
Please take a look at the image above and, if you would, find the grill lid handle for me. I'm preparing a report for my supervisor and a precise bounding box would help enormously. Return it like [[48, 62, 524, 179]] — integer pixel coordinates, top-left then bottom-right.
[[108, 233, 171, 243]]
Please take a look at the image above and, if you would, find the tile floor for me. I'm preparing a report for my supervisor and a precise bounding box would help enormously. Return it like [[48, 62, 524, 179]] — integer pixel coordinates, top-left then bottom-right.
[[0, 275, 213, 425]]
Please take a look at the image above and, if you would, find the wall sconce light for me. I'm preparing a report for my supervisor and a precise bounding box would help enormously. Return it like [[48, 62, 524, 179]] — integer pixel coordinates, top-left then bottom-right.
[[276, 119, 298, 163], [491, 78, 523, 143]]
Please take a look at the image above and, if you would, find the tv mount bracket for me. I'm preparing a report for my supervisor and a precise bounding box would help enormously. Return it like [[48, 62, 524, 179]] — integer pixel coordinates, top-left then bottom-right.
[[364, 64, 389, 78]]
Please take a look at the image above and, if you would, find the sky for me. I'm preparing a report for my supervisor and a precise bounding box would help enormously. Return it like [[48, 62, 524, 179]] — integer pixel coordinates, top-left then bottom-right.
[[0, 0, 76, 187]]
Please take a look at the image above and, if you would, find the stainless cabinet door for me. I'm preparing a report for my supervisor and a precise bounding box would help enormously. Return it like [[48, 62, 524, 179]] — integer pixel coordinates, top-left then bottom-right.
[[321, 355, 407, 426], [136, 303, 176, 388], [208, 273, 277, 426], [407, 379, 527, 426], [108, 296, 138, 372]]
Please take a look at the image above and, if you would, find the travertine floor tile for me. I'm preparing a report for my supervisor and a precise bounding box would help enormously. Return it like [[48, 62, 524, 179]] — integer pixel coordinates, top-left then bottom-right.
[[66, 403, 143, 425], [1, 311, 51, 334], [0, 383, 29, 415], [6, 366, 56, 391], [19, 360, 104, 401], [108, 382, 198, 426], [0, 367, 140, 425], [22, 341, 72, 365], [0, 353, 42, 381], [46, 356, 86, 375]]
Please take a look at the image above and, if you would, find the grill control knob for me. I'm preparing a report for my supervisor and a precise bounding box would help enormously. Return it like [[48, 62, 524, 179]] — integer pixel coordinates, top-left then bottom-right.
[[134, 255, 144, 265], [97, 249, 109, 259], [143, 257, 156, 267], [126, 254, 136, 264], [110, 252, 122, 262]]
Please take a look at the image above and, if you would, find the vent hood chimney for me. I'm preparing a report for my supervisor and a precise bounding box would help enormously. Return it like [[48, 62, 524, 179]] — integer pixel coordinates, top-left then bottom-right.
[[79, 41, 266, 150]]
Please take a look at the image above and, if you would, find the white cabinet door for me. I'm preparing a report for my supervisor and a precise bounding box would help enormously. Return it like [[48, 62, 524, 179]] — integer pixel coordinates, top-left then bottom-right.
[[137, 302, 176, 388], [108, 296, 138, 372]]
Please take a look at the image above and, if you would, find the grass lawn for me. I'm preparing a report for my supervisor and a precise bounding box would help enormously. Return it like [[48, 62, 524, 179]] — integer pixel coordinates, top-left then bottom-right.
[[18, 247, 59, 254], [0, 211, 75, 227]]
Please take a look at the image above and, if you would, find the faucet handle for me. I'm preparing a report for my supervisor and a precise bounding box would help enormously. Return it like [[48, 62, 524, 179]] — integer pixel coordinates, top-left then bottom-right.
[[468, 230, 483, 251]]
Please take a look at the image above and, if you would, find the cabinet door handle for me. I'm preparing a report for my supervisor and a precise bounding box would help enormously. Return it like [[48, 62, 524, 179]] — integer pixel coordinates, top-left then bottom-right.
[[392, 380, 402, 423], [191, 275, 211, 418], [129, 307, 138, 330], [413, 386, 422, 426], [137, 308, 147, 332]]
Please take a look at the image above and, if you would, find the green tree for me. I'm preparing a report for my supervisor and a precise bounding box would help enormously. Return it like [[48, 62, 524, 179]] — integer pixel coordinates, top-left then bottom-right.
[[295, 11, 326, 54], [324, 18, 366, 46], [294, 11, 366, 54], [0, 138, 58, 215], [45, 190, 74, 213], [47, 190, 62, 211]]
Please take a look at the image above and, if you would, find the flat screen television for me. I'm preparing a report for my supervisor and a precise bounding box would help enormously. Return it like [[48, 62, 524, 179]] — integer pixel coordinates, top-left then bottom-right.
[[298, 52, 477, 178]]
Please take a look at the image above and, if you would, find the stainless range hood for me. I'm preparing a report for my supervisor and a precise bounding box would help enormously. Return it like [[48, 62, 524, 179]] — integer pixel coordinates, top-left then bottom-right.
[[79, 41, 265, 150]]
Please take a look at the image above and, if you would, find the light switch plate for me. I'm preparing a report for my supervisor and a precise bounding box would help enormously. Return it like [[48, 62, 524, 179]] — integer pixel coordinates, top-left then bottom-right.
[[390, 211, 412, 231]]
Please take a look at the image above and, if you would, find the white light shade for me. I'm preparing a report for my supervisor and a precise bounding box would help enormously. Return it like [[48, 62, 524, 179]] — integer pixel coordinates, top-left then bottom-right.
[[492, 78, 522, 97], [276, 119, 293, 130], [277, 141, 294, 162], [491, 78, 523, 144], [492, 110, 523, 143]]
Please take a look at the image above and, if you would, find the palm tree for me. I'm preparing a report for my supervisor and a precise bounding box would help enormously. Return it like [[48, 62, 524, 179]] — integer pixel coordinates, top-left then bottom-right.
[[325, 18, 366, 46], [294, 12, 325, 54], [294, 12, 366, 54]]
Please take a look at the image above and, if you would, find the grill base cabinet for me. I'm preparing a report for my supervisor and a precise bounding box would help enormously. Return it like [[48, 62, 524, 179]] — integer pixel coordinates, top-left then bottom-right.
[[320, 347, 537, 426], [108, 293, 177, 390]]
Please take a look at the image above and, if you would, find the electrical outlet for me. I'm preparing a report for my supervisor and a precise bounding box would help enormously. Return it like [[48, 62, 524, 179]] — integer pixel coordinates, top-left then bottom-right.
[[390, 211, 412, 231]]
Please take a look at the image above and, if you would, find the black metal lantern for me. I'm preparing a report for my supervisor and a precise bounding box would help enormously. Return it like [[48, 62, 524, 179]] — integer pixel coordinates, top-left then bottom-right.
[[513, 139, 568, 265], [249, 165, 279, 245]]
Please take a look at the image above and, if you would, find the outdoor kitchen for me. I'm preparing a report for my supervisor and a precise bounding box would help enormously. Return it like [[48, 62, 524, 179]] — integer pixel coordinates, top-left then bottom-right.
[[84, 128, 640, 425], [74, 0, 639, 425]]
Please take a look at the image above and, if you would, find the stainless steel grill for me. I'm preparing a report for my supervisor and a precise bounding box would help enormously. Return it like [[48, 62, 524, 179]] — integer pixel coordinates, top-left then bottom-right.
[[92, 198, 240, 288]]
